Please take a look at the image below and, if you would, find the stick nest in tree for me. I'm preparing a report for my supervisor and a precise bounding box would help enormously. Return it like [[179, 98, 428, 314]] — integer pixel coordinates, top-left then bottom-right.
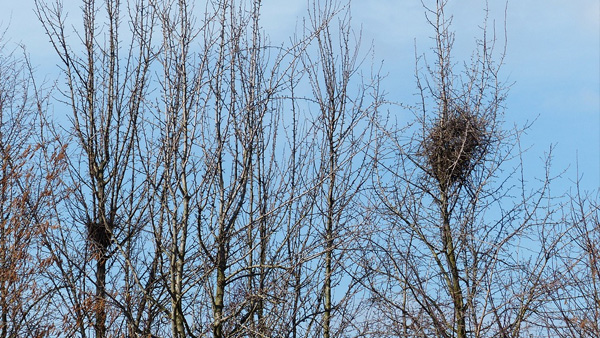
[[87, 220, 113, 251], [421, 107, 489, 186]]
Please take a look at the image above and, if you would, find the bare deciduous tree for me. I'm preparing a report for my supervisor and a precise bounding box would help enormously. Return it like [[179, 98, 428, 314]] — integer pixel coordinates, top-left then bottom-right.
[[0, 36, 66, 338], [35, 0, 154, 336], [301, 1, 381, 336], [540, 185, 600, 337], [364, 1, 563, 337]]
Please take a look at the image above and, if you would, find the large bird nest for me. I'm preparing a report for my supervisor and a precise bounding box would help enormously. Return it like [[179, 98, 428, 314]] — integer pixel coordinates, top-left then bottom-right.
[[421, 106, 489, 187]]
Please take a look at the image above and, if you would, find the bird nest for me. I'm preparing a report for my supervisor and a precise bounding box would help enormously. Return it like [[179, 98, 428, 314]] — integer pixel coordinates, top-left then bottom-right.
[[421, 107, 488, 187], [87, 220, 113, 250]]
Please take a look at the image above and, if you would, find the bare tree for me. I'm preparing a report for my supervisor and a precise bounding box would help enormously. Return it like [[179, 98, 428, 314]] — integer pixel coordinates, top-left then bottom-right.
[[539, 184, 600, 338], [196, 1, 305, 335], [365, 1, 562, 337], [137, 0, 305, 336], [143, 0, 209, 336], [300, 1, 380, 336], [34, 0, 154, 336], [0, 35, 66, 338]]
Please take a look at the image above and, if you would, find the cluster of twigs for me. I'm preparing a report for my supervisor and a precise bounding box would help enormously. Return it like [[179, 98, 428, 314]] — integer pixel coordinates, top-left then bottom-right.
[[421, 105, 489, 187]]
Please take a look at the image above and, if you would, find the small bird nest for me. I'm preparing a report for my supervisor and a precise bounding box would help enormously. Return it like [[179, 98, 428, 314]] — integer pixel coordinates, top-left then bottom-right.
[[87, 220, 113, 251], [421, 107, 488, 187]]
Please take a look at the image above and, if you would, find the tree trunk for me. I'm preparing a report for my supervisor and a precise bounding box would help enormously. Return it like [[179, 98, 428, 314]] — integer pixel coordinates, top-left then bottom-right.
[[95, 252, 107, 338], [324, 147, 336, 338], [441, 193, 466, 338], [214, 240, 227, 338]]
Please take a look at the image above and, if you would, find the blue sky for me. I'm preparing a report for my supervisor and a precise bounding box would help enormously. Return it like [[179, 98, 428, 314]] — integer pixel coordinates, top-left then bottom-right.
[[2, 0, 599, 192]]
